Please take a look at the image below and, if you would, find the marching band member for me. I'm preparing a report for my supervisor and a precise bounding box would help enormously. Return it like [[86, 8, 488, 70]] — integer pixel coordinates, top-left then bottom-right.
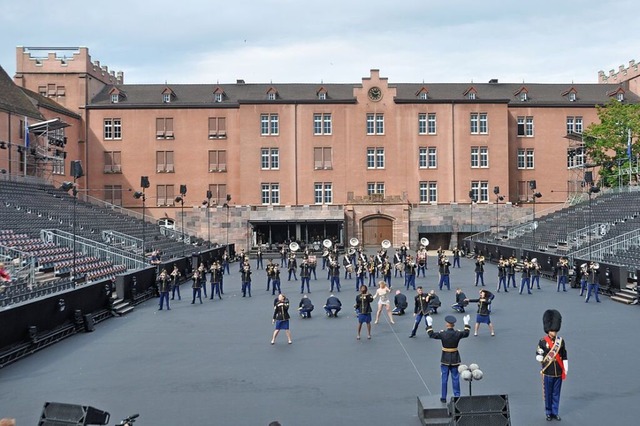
[[170, 265, 181, 300], [271, 264, 281, 295], [416, 247, 427, 277], [531, 259, 542, 290], [280, 245, 288, 267], [241, 263, 252, 297], [409, 286, 431, 338], [556, 257, 569, 292], [342, 253, 352, 280], [191, 269, 203, 304], [367, 256, 377, 287], [328, 259, 341, 292], [519, 259, 532, 295], [497, 257, 508, 293], [265, 260, 274, 292], [451, 288, 468, 313], [399, 242, 408, 262], [584, 262, 601, 303], [438, 256, 452, 291], [237, 249, 246, 273], [381, 259, 392, 287], [355, 285, 374, 340], [355, 260, 366, 289], [426, 289, 442, 314], [222, 250, 230, 275], [452, 246, 461, 268], [393, 249, 403, 278], [210, 261, 223, 299], [404, 256, 417, 290], [198, 263, 208, 298], [300, 259, 311, 294], [392, 289, 408, 315], [536, 310, 568, 421], [157, 269, 170, 310], [465, 289, 495, 336], [578, 263, 589, 297], [256, 247, 264, 269], [298, 294, 314, 318], [324, 294, 342, 317], [474, 254, 485, 287], [507, 255, 517, 288], [287, 254, 298, 281], [271, 293, 292, 345]]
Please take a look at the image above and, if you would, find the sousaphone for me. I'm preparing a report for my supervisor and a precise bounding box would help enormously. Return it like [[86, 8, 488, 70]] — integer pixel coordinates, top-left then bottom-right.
[[420, 237, 430, 247], [289, 242, 300, 252], [349, 237, 359, 247], [381, 240, 391, 249], [322, 239, 332, 249]]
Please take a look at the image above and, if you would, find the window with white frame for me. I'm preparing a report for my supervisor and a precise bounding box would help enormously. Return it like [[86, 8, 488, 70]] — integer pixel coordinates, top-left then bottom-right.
[[313, 147, 333, 169], [470, 113, 488, 134], [517, 116, 534, 137], [367, 182, 385, 196], [471, 181, 489, 202], [418, 113, 436, 135], [104, 118, 122, 140], [418, 147, 437, 168], [314, 182, 333, 204], [268, 92, 277, 101], [567, 146, 585, 168], [313, 113, 332, 135], [367, 147, 385, 169], [110, 93, 119, 103], [366, 113, 384, 135], [471, 146, 489, 168], [261, 183, 280, 205], [318, 92, 327, 100], [419, 181, 438, 203], [261, 148, 279, 170], [517, 149, 535, 169], [52, 158, 65, 175], [162, 93, 171, 103], [566, 116, 583, 134], [260, 114, 279, 135], [468, 92, 476, 100], [214, 93, 223, 103]]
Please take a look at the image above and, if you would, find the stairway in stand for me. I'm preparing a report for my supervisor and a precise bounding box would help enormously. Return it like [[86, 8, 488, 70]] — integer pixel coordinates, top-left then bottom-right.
[[610, 283, 638, 305], [111, 297, 135, 316]]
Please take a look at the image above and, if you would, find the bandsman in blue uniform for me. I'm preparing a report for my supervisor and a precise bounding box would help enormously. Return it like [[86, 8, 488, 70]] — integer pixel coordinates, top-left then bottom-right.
[[427, 314, 471, 403]]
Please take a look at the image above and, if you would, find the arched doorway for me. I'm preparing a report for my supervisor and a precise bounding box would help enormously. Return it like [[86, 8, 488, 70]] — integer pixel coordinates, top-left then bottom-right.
[[362, 216, 393, 246]]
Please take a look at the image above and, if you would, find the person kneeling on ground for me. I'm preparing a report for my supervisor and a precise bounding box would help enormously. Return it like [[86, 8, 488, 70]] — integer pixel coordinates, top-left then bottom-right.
[[298, 294, 314, 318], [324, 294, 342, 317], [392, 289, 408, 315], [452, 288, 468, 313], [427, 289, 442, 314]]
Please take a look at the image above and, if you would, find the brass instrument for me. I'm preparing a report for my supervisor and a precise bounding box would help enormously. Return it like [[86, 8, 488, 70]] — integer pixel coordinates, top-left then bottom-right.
[[590, 262, 600, 270], [349, 237, 359, 247], [348, 247, 356, 256], [323, 239, 332, 249], [559, 258, 569, 267], [381, 239, 391, 250], [289, 242, 300, 252], [476, 255, 485, 263], [420, 237, 430, 247]]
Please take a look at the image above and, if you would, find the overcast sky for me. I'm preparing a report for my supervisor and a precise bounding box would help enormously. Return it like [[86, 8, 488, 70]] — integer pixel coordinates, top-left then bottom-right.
[[1, 0, 637, 85]]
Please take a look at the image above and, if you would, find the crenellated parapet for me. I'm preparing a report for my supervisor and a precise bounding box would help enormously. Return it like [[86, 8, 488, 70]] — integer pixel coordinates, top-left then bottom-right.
[[598, 59, 639, 84], [15, 46, 124, 84]]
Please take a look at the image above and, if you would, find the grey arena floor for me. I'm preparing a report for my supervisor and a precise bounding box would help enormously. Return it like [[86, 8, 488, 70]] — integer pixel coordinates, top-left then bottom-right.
[[1, 254, 638, 425]]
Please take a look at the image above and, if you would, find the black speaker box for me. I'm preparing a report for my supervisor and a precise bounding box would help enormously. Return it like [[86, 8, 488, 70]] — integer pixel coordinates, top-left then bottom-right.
[[450, 395, 510, 426], [70, 160, 84, 179], [140, 175, 150, 188], [83, 313, 95, 332], [39, 402, 110, 425], [584, 171, 593, 184], [529, 180, 536, 190]]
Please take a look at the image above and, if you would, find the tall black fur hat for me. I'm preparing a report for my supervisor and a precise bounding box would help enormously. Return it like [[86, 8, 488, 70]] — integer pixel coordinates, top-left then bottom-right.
[[543, 309, 562, 333]]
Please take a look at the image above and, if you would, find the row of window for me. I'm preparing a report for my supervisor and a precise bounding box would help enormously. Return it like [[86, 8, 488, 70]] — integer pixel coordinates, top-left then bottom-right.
[[103, 146, 585, 173], [104, 114, 584, 140]]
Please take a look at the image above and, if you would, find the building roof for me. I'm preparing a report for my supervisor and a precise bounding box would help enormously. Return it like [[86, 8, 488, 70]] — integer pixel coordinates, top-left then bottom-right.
[[88, 79, 639, 108], [20, 87, 81, 119], [0, 65, 43, 119]]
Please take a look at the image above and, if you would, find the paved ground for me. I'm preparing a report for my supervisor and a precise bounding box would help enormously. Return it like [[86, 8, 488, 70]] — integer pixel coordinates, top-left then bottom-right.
[[0, 254, 638, 425]]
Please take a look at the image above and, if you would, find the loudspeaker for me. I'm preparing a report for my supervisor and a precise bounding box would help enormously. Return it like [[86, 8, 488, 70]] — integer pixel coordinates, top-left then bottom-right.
[[206, 190, 212, 199], [83, 314, 95, 332], [493, 186, 500, 195], [529, 180, 536, 190], [140, 176, 150, 188], [450, 395, 510, 426], [39, 402, 110, 425], [180, 184, 187, 195], [584, 171, 593, 184], [70, 161, 84, 179]]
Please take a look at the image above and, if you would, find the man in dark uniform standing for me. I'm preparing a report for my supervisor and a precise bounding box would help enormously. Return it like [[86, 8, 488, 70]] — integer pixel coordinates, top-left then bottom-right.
[[536, 309, 568, 421], [409, 286, 430, 338], [427, 314, 471, 403], [300, 259, 311, 293]]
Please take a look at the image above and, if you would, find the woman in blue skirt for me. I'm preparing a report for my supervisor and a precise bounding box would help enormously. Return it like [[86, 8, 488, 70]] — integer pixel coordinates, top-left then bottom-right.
[[466, 289, 495, 336], [271, 293, 292, 345]]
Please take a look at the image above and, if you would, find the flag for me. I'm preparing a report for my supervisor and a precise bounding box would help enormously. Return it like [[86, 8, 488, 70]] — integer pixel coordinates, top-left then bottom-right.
[[627, 128, 632, 160], [24, 117, 30, 148]]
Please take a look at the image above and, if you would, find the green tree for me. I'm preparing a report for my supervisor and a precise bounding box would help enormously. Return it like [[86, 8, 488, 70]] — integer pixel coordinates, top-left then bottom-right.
[[583, 99, 640, 187]]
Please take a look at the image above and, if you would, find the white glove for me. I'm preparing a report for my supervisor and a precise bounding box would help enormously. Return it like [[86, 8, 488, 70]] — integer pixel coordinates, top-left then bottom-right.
[[536, 355, 543, 362], [426, 316, 433, 327], [563, 360, 569, 374], [463, 315, 470, 325]]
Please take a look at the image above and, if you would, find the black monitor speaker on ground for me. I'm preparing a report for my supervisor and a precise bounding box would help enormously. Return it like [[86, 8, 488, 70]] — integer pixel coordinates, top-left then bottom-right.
[[39, 402, 109, 425], [450, 394, 510, 425]]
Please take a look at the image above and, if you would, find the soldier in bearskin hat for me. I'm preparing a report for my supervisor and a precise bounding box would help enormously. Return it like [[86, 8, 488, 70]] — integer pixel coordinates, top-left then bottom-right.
[[536, 309, 568, 421]]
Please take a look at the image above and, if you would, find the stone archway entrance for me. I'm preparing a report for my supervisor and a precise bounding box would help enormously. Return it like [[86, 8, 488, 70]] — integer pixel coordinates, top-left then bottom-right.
[[362, 216, 393, 246]]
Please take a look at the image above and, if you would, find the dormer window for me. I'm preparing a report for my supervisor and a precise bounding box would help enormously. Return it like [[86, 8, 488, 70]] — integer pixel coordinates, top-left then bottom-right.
[[468, 92, 476, 100], [111, 93, 119, 104], [268, 92, 276, 101], [419, 92, 428, 100], [520, 92, 528, 101], [569, 92, 576, 102], [318, 92, 326, 100], [163, 93, 171, 103], [214, 93, 223, 103], [617, 92, 624, 102]]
